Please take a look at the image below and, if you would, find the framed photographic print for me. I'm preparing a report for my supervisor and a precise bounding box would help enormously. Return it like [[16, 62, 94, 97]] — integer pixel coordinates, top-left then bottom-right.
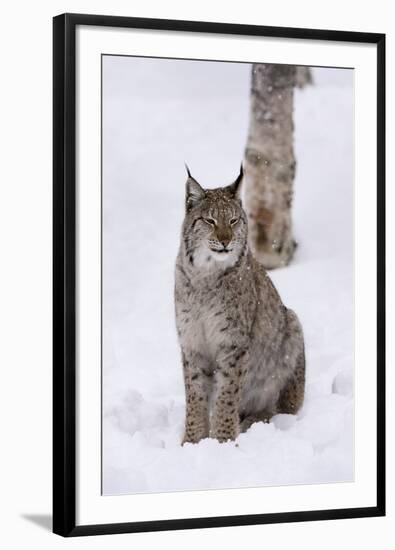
[[53, 13, 385, 537]]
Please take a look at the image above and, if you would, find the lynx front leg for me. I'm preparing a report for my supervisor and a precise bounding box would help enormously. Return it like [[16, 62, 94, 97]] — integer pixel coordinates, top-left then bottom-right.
[[182, 352, 212, 445], [211, 347, 248, 443]]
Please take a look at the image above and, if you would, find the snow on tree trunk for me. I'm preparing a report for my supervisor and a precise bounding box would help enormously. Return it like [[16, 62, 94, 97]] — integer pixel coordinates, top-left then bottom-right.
[[244, 64, 308, 269]]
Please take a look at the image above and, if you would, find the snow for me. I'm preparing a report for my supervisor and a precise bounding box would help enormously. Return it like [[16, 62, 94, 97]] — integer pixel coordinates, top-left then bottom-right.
[[102, 57, 354, 495]]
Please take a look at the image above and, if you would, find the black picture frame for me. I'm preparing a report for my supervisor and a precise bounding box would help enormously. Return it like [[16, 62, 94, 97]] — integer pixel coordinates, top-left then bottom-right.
[[53, 12, 386, 537]]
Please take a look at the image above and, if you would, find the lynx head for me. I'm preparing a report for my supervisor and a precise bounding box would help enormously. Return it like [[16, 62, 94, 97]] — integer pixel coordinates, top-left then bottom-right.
[[182, 165, 247, 269]]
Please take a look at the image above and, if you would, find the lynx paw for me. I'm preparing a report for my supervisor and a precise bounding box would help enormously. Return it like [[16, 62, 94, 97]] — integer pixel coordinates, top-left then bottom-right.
[[182, 431, 207, 446]]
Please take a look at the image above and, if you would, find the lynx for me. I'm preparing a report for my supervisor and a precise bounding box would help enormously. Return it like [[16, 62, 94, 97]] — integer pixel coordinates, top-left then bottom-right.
[[174, 165, 305, 444]]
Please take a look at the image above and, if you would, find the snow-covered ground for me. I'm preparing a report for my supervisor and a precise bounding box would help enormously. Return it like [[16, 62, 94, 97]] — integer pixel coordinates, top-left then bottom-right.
[[102, 57, 354, 495]]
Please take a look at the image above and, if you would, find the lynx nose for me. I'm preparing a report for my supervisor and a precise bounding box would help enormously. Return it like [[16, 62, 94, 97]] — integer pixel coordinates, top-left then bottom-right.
[[219, 237, 231, 248], [216, 227, 232, 249]]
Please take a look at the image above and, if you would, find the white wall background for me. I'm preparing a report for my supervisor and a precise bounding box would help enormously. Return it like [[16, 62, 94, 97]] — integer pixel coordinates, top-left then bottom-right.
[[0, 0, 393, 548]]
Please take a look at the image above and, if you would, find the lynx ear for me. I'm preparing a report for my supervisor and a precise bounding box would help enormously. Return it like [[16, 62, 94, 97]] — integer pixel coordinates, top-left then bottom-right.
[[185, 164, 205, 210], [226, 164, 244, 199]]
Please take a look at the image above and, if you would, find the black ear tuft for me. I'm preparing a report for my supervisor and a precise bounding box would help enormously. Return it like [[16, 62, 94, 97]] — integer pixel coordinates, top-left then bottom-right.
[[184, 162, 192, 178], [226, 163, 244, 198]]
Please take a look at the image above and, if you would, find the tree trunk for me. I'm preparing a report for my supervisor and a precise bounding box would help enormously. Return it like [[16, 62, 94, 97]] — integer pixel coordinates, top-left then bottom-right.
[[244, 64, 310, 269], [296, 66, 312, 88]]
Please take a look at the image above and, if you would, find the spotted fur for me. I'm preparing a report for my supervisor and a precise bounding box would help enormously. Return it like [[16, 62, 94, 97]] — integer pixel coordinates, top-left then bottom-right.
[[175, 166, 305, 444]]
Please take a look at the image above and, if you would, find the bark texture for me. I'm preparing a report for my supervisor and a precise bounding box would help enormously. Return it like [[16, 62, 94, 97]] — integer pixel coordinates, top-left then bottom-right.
[[244, 64, 307, 269], [296, 66, 313, 88]]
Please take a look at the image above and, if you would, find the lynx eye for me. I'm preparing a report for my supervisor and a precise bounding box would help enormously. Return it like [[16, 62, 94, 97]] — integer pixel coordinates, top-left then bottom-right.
[[229, 217, 239, 226], [203, 217, 216, 226]]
